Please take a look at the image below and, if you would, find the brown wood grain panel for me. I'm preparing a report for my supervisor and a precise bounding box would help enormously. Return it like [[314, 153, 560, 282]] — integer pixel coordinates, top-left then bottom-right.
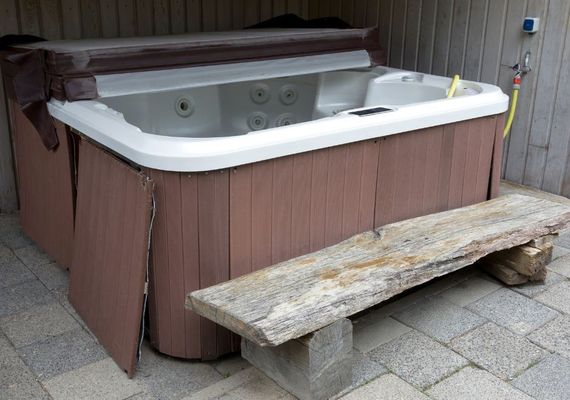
[[251, 160, 273, 270], [324, 146, 347, 246], [11, 105, 74, 269], [271, 157, 293, 264], [291, 153, 313, 257], [408, 130, 429, 219], [475, 117, 497, 200], [436, 124, 456, 211], [180, 174, 201, 357], [163, 172, 187, 357], [462, 117, 484, 205], [375, 135, 399, 226], [230, 165, 253, 278], [197, 171, 231, 359], [148, 170, 172, 355], [70, 140, 153, 377], [342, 142, 364, 238], [391, 132, 415, 222], [489, 115, 505, 198], [358, 140, 380, 231], [309, 149, 328, 251], [422, 126, 444, 214], [447, 122, 470, 209]]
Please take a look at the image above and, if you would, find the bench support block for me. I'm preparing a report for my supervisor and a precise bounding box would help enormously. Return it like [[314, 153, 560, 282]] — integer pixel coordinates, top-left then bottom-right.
[[241, 318, 353, 400]]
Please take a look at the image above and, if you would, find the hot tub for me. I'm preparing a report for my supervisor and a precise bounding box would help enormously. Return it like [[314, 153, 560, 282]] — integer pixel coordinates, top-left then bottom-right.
[[48, 65, 507, 360], [3, 30, 507, 368]]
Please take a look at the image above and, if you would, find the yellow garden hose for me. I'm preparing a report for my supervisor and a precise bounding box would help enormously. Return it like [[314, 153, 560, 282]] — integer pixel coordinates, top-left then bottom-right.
[[447, 74, 460, 98], [503, 73, 522, 138], [503, 88, 519, 138]]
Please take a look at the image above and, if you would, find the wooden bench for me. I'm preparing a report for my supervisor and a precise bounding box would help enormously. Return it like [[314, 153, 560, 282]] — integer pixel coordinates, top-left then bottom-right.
[[186, 194, 570, 400]]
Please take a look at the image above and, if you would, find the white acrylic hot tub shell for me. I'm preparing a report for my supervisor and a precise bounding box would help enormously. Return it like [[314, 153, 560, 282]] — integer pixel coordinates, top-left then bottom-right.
[[47, 67, 508, 172]]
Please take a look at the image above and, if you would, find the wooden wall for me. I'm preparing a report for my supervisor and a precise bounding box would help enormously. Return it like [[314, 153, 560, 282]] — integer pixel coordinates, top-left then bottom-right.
[[1, 0, 569, 211]]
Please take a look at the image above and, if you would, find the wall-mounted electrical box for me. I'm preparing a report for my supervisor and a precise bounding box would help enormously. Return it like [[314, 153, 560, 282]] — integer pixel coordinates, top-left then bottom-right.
[[523, 18, 540, 33]]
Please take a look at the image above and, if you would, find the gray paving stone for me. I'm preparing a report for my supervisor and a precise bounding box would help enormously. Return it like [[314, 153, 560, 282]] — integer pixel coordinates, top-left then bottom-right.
[[535, 280, 570, 314], [439, 275, 501, 306], [0, 302, 80, 348], [50, 286, 90, 331], [44, 357, 144, 400], [212, 355, 250, 378], [369, 330, 468, 389], [0, 226, 33, 250], [527, 314, 570, 358], [555, 231, 570, 249], [512, 354, 570, 400], [14, 245, 53, 268], [393, 296, 486, 343], [135, 341, 222, 400], [449, 322, 546, 380], [351, 352, 387, 389], [17, 328, 107, 381], [552, 245, 570, 261], [0, 280, 55, 318], [511, 270, 566, 297], [340, 374, 429, 400], [353, 315, 411, 353], [187, 367, 294, 400], [0, 335, 49, 400], [467, 288, 559, 335], [427, 366, 533, 400], [546, 253, 570, 278], [26, 261, 69, 290], [0, 256, 35, 289]]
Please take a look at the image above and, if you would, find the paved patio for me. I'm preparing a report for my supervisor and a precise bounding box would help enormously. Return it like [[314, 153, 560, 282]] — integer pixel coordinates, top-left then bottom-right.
[[1, 211, 570, 400]]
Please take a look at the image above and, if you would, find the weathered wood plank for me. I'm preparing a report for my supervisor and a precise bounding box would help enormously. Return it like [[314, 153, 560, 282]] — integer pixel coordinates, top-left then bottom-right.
[[481, 260, 529, 285], [486, 242, 553, 276], [187, 194, 570, 346]]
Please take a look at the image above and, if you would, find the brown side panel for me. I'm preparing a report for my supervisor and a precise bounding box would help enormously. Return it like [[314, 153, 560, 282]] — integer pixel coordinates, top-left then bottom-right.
[[9, 99, 75, 269], [69, 140, 153, 377], [489, 115, 505, 199]]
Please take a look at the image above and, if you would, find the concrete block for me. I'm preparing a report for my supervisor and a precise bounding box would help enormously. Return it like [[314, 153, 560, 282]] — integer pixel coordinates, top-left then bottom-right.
[[439, 276, 501, 306], [0, 302, 80, 348], [467, 288, 558, 335], [427, 366, 533, 400], [341, 374, 429, 400], [44, 358, 144, 400], [353, 315, 411, 353], [527, 314, 570, 358], [512, 354, 570, 400], [450, 323, 546, 380], [393, 296, 486, 343], [535, 281, 570, 314], [242, 318, 353, 400], [17, 328, 107, 381], [370, 331, 468, 389]]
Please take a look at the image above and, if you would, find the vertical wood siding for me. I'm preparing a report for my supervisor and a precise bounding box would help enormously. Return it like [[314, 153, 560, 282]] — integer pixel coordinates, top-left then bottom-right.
[[307, 0, 570, 197]]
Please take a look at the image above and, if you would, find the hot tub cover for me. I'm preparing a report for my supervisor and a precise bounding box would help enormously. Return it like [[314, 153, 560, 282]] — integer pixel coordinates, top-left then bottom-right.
[[1, 28, 384, 150]]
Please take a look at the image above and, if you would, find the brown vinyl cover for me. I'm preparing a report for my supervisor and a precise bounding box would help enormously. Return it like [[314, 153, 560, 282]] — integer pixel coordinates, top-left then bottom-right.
[[69, 139, 154, 377], [1, 28, 384, 150]]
